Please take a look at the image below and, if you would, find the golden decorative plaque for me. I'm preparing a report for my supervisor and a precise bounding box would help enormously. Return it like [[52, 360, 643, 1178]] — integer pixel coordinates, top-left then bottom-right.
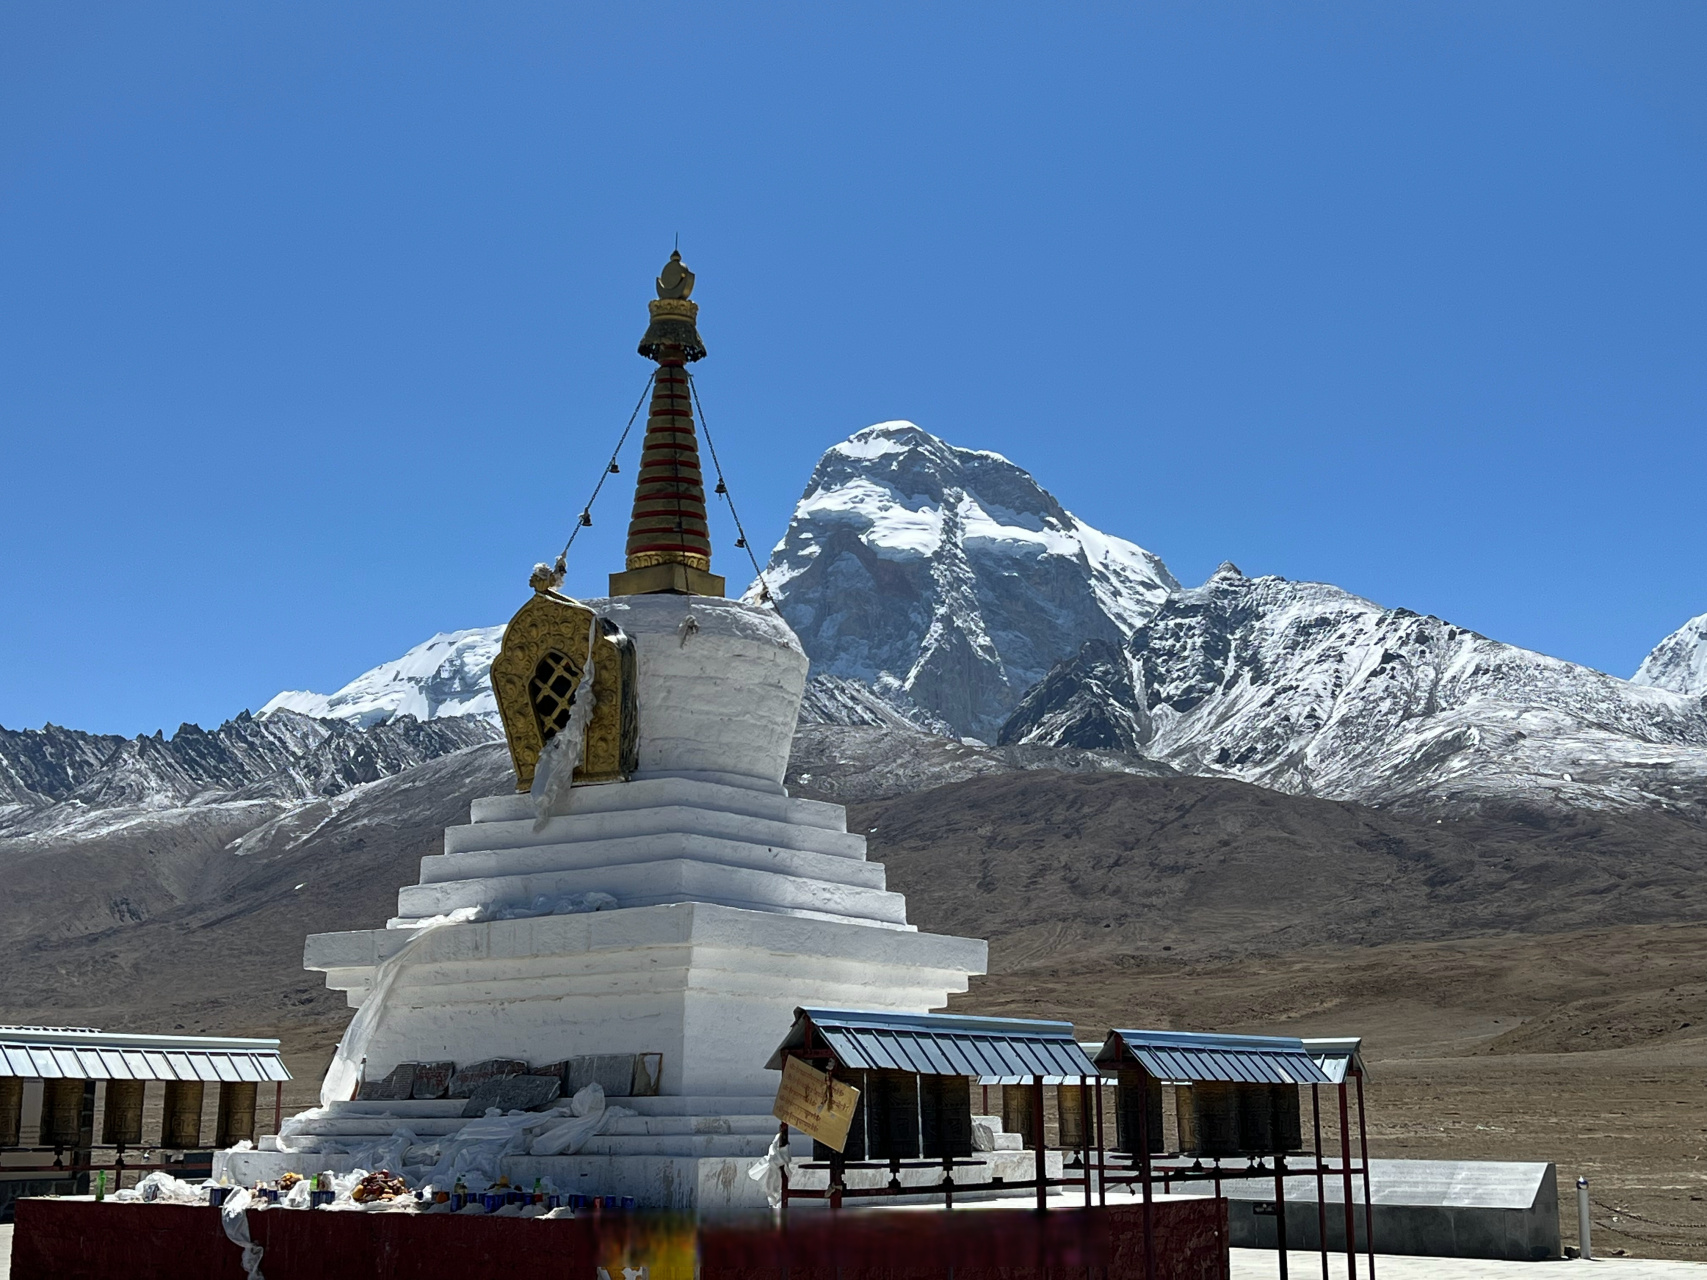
[[491, 590, 638, 793], [771, 1056, 861, 1153]]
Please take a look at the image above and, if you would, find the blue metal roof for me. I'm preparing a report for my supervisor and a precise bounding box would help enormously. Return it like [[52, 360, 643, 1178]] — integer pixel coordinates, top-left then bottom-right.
[[767, 1007, 1098, 1080], [0, 1027, 290, 1083], [1097, 1029, 1332, 1086]]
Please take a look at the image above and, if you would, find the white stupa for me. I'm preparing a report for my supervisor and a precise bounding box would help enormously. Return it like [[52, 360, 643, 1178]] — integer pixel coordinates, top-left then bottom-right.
[[221, 254, 987, 1211]]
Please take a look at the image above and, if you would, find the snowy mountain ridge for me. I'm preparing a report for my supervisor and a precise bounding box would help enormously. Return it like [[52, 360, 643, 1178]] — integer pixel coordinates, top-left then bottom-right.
[[221, 420, 1707, 821], [0, 710, 498, 836], [1001, 564, 1707, 818]]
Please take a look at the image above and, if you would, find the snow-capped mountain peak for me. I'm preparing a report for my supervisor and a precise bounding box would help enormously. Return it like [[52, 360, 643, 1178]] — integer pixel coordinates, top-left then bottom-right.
[[745, 421, 1178, 738], [261, 627, 503, 729], [1632, 612, 1707, 698]]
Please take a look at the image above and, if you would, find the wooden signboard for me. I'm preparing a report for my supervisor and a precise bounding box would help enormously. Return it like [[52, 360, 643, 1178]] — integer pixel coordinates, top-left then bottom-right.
[[772, 1056, 861, 1153]]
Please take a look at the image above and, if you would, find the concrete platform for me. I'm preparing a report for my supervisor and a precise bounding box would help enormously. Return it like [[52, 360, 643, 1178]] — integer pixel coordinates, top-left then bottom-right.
[[1178, 1158, 1561, 1262]]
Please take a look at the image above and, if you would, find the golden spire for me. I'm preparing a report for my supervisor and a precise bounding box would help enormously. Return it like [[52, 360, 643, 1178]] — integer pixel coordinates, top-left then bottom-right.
[[609, 251, 725, 597]]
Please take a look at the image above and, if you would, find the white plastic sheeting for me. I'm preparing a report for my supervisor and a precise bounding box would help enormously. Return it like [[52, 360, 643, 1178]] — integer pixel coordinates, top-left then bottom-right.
[[531, 611, 602, 832], [220, 1187, 266, 1280], [283, 1084, 633, 1192], [746, 1132, 792, 1209]]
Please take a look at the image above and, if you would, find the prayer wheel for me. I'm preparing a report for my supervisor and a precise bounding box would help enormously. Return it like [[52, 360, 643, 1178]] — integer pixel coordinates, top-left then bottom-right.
[[1057, 1079, 1086, 1150], [216, 1081, 258, 1148], [1114, 1069, 1164, 1154], [919, 1074, 972, 1159], [1269, 1083, 1303, 1153], [1189, 1080, 1242, 1156], [1174, 1084, 1198, 1153], [161, 1080, 205, 1148], [1001, 1083, 1035, 1148], [38, 1078, 86, 1148], [102, 1080, 146, 1148], [0, 1078, 22, 1147], [865, 1069, 920, 1160], [1237, 1081, 1276, 1152]]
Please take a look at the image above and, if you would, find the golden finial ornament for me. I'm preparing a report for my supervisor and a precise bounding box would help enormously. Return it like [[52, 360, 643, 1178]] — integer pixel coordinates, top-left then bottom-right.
[[638, 250, 706, 363]]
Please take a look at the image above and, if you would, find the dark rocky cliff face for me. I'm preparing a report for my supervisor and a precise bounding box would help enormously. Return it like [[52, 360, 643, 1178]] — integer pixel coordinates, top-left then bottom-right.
[[749, 422, 1176, 739]]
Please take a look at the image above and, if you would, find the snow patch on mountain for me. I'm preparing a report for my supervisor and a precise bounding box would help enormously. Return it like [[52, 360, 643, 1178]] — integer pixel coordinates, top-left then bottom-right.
[[797, 675, 956, 737], [1001, 564, 1707, 818], [1633, 612, 1707, 698], [747, 422, 1177, 738], [262, 627, 503, 728]]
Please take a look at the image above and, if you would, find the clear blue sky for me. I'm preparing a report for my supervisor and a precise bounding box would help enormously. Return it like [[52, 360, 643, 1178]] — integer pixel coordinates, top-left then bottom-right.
[[4, 3, 1705, 737]]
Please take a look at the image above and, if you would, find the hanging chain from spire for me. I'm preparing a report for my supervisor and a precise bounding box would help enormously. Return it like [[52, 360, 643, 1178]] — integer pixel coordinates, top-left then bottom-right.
[[550, 370, 658, 576], [686, 370, 775, 606]]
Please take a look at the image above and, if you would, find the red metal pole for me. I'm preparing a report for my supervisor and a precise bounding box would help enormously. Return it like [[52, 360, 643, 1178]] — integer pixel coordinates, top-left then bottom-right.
[[1138, 1066, 1155, 1280], [274, 1081, 283, 1135], [1095, 1074, 1107, 1207], [1338, 1083, 1358, 1280], [1356, 1070, 1376, 1280], [1312, 1085, 1328, 1280], [1032, 1074, 1047, 1212], [1082, 1076, 1093, 1208]]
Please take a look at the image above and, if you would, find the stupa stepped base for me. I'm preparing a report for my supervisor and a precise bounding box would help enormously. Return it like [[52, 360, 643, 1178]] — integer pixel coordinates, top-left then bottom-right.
[[387, 775, 910, 930], [218, 1095, 1065, 1214]]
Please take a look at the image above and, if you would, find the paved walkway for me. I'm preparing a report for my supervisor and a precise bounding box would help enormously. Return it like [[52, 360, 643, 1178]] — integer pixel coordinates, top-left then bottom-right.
[[1231, 1250, 1707, 1279]]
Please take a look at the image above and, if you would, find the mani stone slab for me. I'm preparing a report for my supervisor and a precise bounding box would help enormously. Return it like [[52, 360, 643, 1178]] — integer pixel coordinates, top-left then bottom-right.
[[355, 1062, 415, 1101], [448, 1059, 529, 1098], [410, 1061, 455, 1100], [462, 1073, 562, 1117]]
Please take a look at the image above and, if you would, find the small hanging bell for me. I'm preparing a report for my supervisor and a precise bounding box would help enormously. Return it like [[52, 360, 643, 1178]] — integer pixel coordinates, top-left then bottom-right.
[[735, 537, 746, 549], [714, 480, 727, 495], [609, 461, 620, 474], [579, 511, 592, 527]]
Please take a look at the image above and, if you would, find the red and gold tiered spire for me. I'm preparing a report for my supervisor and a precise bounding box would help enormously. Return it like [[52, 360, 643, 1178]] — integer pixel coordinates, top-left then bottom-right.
[[608, 251, 726, 598]]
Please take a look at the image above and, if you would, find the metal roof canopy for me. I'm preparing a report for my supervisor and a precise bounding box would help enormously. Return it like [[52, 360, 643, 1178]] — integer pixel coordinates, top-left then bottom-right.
[[1097, 1029, 1333, 1086], [0, 1026, 290, 1083], [767, 1007, 1099, 1081], [1302, 1036, 1368, 1084]]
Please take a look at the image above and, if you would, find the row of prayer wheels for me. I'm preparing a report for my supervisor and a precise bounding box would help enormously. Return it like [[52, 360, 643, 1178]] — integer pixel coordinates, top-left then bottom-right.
[[0, 1077, 257, 1150], [994, 1077, 1307, 1157]]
